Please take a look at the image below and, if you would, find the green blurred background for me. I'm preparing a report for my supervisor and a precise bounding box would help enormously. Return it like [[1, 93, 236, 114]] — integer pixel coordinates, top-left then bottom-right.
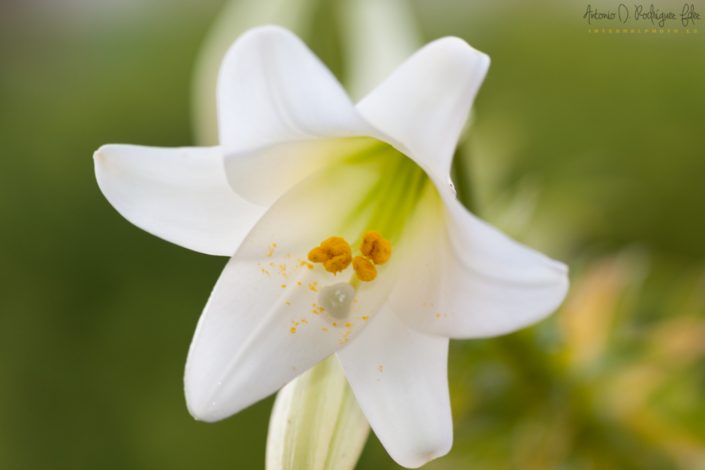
[[1, 0, 704, 468]]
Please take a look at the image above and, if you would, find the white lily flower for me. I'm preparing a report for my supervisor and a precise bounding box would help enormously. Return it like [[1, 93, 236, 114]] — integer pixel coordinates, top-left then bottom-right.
[[94, 26, 568, 468]]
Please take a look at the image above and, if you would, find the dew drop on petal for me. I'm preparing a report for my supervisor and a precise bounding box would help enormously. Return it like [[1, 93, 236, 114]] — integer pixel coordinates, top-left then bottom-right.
[[318, 282, 355, 320]]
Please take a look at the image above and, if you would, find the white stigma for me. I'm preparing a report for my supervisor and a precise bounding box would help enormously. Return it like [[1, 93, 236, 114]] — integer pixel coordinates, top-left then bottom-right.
[[318, 282, 355, 319]]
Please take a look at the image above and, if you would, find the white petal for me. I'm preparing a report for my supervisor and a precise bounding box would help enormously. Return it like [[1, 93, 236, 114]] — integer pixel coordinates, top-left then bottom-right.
[[224, 137, 383, 206], [185, 161, 401, 421], [217, 26, 374, 151], [266, 357, 369, 470], [357, 36, 489, 180], [337, 309, 452, 469], [391, 189, 569, 338], [94, 144, 264, 256]]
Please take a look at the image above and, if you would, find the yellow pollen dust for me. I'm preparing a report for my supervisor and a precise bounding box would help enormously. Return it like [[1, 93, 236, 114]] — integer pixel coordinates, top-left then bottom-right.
[[360, 231, 392, 265], [307, 236, 352, 274], [353, 256, 377, 282]]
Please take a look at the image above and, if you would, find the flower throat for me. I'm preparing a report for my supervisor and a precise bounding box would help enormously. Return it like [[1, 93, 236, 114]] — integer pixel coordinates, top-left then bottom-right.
[[305, 138, 431, 319]]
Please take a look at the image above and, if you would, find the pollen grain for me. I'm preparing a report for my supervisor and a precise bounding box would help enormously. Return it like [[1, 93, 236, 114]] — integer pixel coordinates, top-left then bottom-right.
[[360, 231, 392, 265], [307, 236, 352, 274], [353, 256, 377, 282]]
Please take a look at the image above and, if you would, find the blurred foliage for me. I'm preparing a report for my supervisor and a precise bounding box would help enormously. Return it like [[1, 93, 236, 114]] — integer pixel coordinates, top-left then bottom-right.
[[434, 254, 705, 469], [0, 0, 703, 469]]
